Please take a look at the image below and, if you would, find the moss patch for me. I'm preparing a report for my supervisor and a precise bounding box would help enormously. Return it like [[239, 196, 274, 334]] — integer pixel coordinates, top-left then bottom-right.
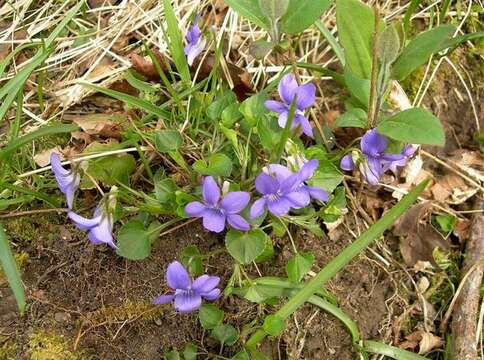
[[28, 330, 83, 360]]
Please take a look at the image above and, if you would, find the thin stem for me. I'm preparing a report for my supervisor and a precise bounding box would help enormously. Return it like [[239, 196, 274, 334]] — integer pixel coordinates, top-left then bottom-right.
[[367, 5, 381, 128], [281, 220, 298, 254]]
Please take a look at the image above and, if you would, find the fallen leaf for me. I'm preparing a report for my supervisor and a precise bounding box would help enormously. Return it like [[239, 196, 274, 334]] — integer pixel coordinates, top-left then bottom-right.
[[453, 218, 471, 244], [431, 174, 478, 204], [0, 27, 27, 61], [66, 113, 126, 139], [394, 204, 450, 266], [418, 332, 443, 354], [33, 147, 63, 167]]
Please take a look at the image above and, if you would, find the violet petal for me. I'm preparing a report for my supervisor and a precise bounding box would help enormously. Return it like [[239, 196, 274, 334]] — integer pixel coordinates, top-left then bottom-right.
[[166, 261, 190, 290]]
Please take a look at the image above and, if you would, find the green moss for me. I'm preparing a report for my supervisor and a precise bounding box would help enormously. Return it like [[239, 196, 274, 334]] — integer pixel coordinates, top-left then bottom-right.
[[28, 330, 83, 360], [2, 214, 59, 246], [0, 336, 18, 359]]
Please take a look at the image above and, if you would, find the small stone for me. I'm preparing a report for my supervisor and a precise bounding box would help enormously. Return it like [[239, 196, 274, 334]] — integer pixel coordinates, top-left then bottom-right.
[[54, 312, 70, 322], [154, 318, 162, 326]]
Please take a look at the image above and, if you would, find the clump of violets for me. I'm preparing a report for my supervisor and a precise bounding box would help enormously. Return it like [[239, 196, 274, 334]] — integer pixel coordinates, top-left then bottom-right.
[[265, 73, 316, 137], [185, 177, 250, 233], [152, 261, 220, 313], [340, 129, 416, 185], [50, 153, 80, 209], [250, 160, 327, 218], [184, 14, 206, 66], [67, 191, 117, 249]]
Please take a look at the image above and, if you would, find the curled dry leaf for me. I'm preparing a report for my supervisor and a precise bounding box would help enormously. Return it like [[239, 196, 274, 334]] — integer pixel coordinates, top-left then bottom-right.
[[33, 147, 63, 167], [394, 204, 450, 267], [430, 174, 478, 204], [400, 330, 443, 354]]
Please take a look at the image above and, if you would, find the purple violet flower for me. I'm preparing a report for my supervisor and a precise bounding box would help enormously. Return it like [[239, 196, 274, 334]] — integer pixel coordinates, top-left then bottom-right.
[[68, 204, 116, 249], [340, 129, 414, 185], [185, 177, 250, 233], [184, 15, 206, 66], [265, 160, 329, 210], [50, 153, 80, 209], [264, 73, 316, 137], [250, 160, 327, 218], [152, 261, 220, 313]]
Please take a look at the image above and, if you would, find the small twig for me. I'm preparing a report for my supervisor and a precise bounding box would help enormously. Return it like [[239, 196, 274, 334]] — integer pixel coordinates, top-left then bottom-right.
[[448, 202, 484, 360]]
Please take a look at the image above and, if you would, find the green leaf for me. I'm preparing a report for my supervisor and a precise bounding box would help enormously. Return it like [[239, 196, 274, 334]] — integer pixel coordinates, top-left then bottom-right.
[[154, 129, 182, 152], [154, 177, 177, 203], [116, 220, 151, 260], [240, 92, 268, 127], [286, 252, 314, 283], [433, 214, 457, 233], [0, 124, 79, 161], [221, 103, 243, 128], [225, 229, 267, 264], [0, 225, 26, 315], [258, 0, 289, 21], [308, 160, 344, 193], [257, 116, 282, 151], [379, 23, 401, 64], [249, 39, 274, 59], [231, 350, 250, 360], [199, 304, 224, 330], [392, 25, 455, 81], [165, 350, 181, 360], [280, 0, 332, 35], [182, 343, 198, 360], [208, 91, 237, 121], [180, 245, 204, 276], [193, 153, 233, 177], [255, 237, 274, 263], [263, 315, 285, 336], [224, 0, 270, 29], [344, 67, 370, 108], [377, 108, 445, 146], [315, 20, 345, 66], [363, 340, 430, 360], [334, 108, 368, 128], [87, 154, 136, 186], [211, 324, 239, 346], [162, 0, 190, 83], [336, 0, 375, 78]]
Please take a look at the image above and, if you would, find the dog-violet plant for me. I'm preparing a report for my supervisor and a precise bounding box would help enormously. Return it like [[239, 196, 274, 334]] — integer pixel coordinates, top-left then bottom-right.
[[265, 73, 316, 137], [152, 261, 221, 313], [184, 14, 206, 66], [185, 177, 251, 233]]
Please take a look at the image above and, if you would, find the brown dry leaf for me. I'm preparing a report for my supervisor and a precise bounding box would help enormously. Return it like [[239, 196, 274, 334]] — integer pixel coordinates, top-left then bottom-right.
[[418, 332, 443, 354], [86, 56, 116, 81], [448, 150, 484, 183], [400, 330, 443, 354], [430, 174, 478, 204], [34, 147, 63, 167], [394, 204, 450, 266], [66, 113, 126, 139], [453, 218, 472, 244]]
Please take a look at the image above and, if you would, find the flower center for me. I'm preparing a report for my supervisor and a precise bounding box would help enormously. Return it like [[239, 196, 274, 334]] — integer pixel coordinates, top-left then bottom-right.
[[267, 193, 280, 202]]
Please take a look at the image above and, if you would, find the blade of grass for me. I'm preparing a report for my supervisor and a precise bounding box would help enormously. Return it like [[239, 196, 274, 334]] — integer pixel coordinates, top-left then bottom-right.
[[80, 83, 171, 119], [0, 225, 26, 315], [245, 178, 430, 351], [0, 181, 60, 208], [403, 0, 422, 36], [308, 295, 360, 343], [0, 43, 40, 78], [0, 124, 79, 162], [363, 340, 430, 360], [315, 20, 345, 66], [296, 62, 345, 85], [162, 0, 191, 83]]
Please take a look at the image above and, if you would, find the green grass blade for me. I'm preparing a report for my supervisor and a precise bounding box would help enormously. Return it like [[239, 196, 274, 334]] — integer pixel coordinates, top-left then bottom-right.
[[363, 340, 430, 360], [403, 0, 422, 36], [0, 225, 26, 315], [314, 20, 345, 66], [80, 83, 171, 119], [246, 178, 430, 351], [308, 295, 360, 343], [0, 182, 60, 208], [0, 43, 40, 78], [162, 0, 191, 83], [0, 124, 79, 162]]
